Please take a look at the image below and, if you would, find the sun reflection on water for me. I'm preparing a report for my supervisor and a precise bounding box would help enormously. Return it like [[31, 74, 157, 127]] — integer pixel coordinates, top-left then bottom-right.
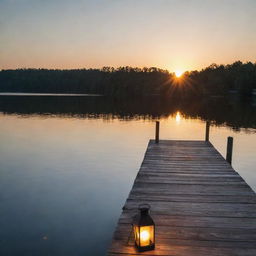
[[175, 111, 181, 123]]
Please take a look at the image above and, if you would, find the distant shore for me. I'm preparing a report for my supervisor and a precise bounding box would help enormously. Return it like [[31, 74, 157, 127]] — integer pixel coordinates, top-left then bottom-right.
[[0, 62, 255, 98], [0, 93, 102, 97]]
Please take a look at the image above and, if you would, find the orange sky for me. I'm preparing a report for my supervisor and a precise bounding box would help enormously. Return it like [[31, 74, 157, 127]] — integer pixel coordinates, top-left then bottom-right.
[[1, 0, 256, 72]]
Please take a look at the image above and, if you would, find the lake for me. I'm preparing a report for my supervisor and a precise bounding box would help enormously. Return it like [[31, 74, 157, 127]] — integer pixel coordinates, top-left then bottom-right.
[[0, 95, 256, 256]]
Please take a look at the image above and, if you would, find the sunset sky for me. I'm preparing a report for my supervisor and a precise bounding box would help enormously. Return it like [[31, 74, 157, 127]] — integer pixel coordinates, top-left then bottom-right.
[[1, 0, 256, 72]]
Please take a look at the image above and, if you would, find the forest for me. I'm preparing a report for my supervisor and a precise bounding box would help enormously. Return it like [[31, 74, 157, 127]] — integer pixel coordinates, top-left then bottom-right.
[[0, 61, 255, 98]]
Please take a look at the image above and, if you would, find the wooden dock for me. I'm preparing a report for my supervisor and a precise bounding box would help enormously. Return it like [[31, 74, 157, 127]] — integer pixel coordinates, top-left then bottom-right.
[[108, 140, 256, 256]]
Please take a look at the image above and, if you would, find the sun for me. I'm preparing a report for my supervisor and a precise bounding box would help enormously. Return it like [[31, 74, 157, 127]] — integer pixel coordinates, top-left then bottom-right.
[[174, 70, 183, 78]]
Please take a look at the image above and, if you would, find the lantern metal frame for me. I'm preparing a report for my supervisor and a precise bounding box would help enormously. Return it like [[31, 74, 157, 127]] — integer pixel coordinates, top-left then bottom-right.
[[132, 203, 155, 252]]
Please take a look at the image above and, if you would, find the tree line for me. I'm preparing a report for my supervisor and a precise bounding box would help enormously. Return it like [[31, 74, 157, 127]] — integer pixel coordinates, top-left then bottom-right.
[[0, 61, 255, 98]]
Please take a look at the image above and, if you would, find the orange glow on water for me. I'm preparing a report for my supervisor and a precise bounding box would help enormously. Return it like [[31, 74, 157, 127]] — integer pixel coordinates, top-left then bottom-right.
[[175, 111, 181, 123]]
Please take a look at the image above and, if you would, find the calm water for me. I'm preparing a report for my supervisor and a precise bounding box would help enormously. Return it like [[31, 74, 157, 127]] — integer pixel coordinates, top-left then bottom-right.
[[0, 95, 256, 256]]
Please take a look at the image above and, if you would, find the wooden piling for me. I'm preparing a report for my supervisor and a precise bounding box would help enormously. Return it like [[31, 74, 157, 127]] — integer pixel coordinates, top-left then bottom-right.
[[226, 136, 233, 165], [205, 121, 210, 141], [155, 121, 159, 143]]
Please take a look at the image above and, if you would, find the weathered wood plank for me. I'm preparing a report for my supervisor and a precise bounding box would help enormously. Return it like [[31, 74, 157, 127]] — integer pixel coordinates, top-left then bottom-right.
[[114, 223, 256, 242], [108, 140, 256, 256], [109, 240, 256, 255], [128, 193, 256, 203], [118, 214, 256, 229], [132, 184, 254, 196], [121, 203, 256, 218]]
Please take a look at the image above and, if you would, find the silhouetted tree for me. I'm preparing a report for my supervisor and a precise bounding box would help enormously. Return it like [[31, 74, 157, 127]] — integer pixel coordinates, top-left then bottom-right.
[[0, 62, 255, 98]]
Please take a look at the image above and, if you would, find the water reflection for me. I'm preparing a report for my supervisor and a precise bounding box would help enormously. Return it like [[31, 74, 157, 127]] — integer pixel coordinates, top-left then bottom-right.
[[0, 95, 256, 131], [175, 111, 181, 123], [0, 96, 256, 256]]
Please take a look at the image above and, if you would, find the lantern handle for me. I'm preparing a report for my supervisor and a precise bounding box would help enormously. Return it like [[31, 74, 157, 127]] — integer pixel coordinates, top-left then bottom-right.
[[138, 203, 151, 210]]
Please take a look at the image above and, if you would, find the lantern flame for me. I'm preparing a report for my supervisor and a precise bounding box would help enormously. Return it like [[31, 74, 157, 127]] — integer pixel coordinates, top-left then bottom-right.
[[140, 230, 150, 242]]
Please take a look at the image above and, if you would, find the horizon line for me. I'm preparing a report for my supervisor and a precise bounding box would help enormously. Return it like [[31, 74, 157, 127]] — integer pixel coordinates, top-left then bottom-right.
[[1, 60, 255, 73]]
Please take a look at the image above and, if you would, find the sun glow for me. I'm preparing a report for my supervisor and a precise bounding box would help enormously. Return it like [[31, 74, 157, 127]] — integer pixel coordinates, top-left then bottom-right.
[[174, 70, 183, 78]]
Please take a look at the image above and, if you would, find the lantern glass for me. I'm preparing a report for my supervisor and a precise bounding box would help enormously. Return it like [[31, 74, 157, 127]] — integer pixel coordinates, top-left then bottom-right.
[[133, 204, 155, 251]]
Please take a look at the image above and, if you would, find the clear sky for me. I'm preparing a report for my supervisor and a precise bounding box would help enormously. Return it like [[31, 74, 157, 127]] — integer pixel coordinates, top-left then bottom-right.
[[0, 0, 256, 71]]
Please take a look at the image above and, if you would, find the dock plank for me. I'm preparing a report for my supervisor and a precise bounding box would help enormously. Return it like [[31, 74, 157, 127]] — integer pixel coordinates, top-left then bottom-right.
[[108, 140, 256, 255]]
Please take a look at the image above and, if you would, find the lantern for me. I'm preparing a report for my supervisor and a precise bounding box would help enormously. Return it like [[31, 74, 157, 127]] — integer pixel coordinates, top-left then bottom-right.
[[133, 204, 155, 252]]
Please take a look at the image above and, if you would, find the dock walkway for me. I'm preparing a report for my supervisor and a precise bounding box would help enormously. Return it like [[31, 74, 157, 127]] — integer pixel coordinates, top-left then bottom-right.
[[108, 140, 256, 256]]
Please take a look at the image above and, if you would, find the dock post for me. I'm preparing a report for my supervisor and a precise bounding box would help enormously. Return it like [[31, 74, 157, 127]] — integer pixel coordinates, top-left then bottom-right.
[[205, 121, 210, 142], [155, 121, 160, 143], [226, 136, 233, 164]]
